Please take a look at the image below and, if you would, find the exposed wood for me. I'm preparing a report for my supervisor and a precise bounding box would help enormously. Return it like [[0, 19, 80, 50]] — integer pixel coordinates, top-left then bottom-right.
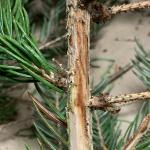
[[67, 0, 93, 149]]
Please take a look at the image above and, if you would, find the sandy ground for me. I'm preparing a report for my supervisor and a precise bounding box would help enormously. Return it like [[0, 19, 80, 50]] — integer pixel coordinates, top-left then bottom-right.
[[0, 11, 150, 150], [91, 11, 150, 133]]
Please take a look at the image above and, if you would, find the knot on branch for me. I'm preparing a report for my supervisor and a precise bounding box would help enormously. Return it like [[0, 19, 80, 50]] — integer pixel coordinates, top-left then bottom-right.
[[77, 1, 112, 23], [89, 93, 121, 114], [78, 0, 95, 8], [78, 0, 150, 23], [88, 2, 112, 23]]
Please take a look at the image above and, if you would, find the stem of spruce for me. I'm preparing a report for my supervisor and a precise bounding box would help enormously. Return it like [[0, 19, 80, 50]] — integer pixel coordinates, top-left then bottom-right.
[[66, 0, 93, 149]]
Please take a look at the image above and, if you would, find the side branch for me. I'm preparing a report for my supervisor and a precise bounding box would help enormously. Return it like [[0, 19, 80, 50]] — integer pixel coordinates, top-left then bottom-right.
[[89, 92, 150, 113], [35, 66, 68, 89], [39, 34, 67, 50], [108, 91, 150, 104], [111, 1, 150, 15], [89, 1, 150, 23], [122, 114, 150, 150]]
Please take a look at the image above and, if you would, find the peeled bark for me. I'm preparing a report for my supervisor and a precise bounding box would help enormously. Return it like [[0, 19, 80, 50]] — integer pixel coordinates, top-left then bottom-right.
[[67, 0, 93, 149]]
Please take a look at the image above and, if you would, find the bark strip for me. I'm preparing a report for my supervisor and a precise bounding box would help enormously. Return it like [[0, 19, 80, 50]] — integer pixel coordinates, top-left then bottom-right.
[[67, 0, 93, 149]]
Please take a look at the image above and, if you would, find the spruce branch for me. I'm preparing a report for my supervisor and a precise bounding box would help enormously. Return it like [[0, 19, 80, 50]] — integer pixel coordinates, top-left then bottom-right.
[[28, 93, 67, 128], [89, 92, 150, 113], [122, 114, 150, 150]]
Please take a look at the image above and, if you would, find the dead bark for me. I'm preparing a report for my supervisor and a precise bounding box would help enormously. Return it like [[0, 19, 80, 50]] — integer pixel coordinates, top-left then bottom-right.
[[67, 0, 93, 149]]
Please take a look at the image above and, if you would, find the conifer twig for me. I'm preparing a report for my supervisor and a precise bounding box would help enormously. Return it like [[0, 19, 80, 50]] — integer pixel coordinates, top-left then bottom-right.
[[111, 1, 150, 15], [89, 92, 150, 113], [109, 91, 150, 104], [35, 66, 68, 89], [39, 34, 67, 50], [28, 93, 67, 128], [122, 114, 150, 150], [107, 63, 133, 85], [90, 1, 150, 23]]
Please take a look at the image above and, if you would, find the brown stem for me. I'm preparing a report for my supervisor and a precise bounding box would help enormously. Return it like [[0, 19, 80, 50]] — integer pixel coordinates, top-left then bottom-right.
[[28, 93, 67, 128], [111, 1, 150, 15], [37, 67, 68, 89], [107, 63, 133, 85], [90, 1, 150, 23], [39, 34, 67, 50], [123, 114, 150, 150], [89, 92, 150, 113], [67, 0, 93, 149], [109, 91, 150, 104]]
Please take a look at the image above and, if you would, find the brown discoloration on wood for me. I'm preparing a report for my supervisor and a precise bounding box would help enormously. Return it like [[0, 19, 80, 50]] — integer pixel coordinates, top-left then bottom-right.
[[67, 0, 93, 149]]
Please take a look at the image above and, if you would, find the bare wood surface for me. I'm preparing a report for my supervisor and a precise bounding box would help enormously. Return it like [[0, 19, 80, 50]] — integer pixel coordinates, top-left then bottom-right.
[[67, 0, 93, 149]]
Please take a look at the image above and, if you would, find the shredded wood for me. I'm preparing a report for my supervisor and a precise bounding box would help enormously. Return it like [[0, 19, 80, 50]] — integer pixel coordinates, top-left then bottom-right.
[[123, 114, 150, 150]]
